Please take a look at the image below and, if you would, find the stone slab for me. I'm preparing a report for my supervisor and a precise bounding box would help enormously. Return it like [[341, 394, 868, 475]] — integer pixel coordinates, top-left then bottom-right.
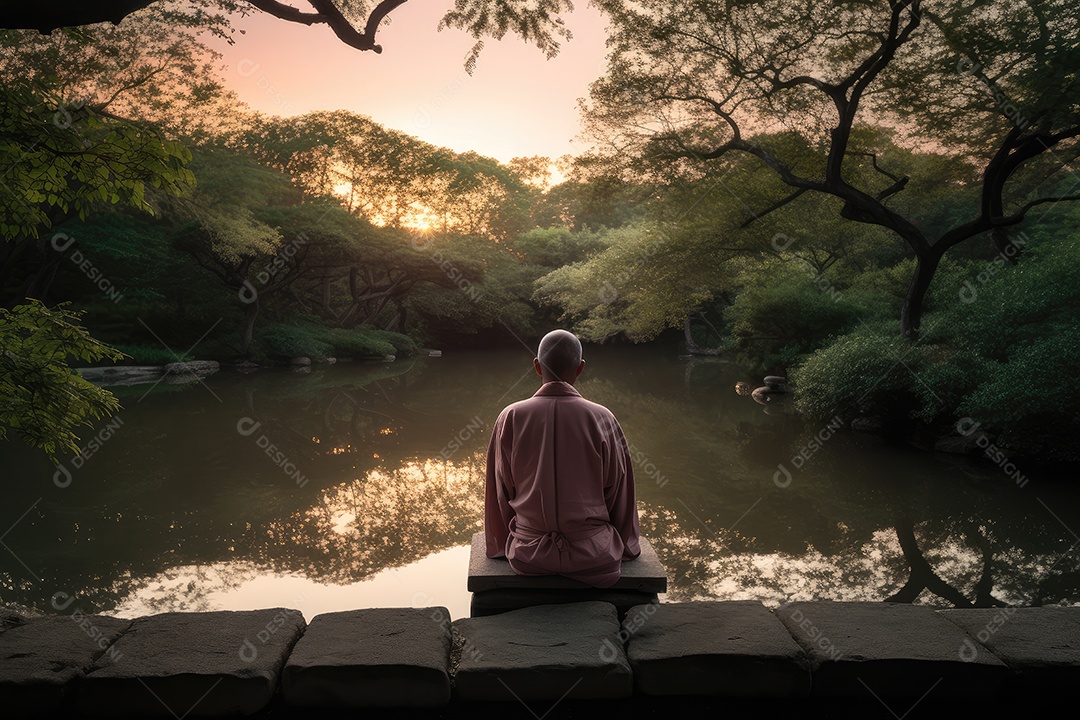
[[468, 532, 667, 593], [940, 606, 1080, 692], [775, 601, 1007, 699], [282, 607, 452, 707], [0, 614, 129, 714], [623, 601, 810, 697], [471, 588, 657, 619], [78, 608, 305, 716], [453, 601, 632, 701]]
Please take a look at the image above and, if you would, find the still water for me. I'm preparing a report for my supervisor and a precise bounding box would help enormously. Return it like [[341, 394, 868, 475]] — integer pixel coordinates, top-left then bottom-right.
[[2, 346, 1078, 620]]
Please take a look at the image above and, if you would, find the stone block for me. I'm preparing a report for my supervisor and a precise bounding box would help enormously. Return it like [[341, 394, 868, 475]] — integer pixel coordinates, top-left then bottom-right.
[[78, 608, 304, 716], [470, 588, 657, 619], [0, 614, 129, 714], [467, 532, 666, 593], [453, 601, 632, 701], [623, 601, 810, 697], [940, 606, 1080, 693], [775, 601, 1007, 699], [282, 607, 451, 707]]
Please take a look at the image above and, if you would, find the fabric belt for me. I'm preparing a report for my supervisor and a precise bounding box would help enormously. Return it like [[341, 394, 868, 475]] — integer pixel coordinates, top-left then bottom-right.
[[512, 521, 608, 552]]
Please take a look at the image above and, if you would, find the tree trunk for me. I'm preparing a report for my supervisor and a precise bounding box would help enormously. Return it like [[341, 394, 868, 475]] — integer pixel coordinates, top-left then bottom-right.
[[683, 317, 723, 356], [241, 300, 259, 355], [900, 253, 940, 338]]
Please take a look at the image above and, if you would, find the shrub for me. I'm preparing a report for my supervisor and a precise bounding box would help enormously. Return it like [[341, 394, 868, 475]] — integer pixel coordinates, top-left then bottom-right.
[[111, 344, 193, 365], [790, 323, 921, 422]]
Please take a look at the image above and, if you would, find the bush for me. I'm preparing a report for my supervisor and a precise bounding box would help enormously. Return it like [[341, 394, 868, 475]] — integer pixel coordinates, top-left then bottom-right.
[[258, 323, 334, 360], [724, 261, 866, 369], [323, 328, 395, 358], [960, 327, 1080, 460], [256, 321, 418, 361], [790, 323, 920, 422], [111, 344, 194, 365]]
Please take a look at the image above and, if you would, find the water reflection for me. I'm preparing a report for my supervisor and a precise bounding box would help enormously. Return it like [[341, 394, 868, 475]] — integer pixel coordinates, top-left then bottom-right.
[[0, 347, 1077, 619]]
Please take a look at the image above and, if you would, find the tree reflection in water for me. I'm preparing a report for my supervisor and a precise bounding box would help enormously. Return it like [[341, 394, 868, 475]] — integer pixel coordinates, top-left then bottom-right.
[[2, 349, 1078, 616]]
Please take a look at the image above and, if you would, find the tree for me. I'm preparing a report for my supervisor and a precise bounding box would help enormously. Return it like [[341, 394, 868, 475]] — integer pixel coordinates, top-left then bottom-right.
[[587, 0, 1080, 336], [0, 300, 125, 461], [3, 0, 574, 68]]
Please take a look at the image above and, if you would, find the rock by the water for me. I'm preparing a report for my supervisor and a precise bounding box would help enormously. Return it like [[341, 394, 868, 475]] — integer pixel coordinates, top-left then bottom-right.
[[428, 350, 442, 357], [940, 607, 1080, 693], [623, 601, 810, 697], [775, 601, 1006, 699], [763, 375, 786, 388], [283, 607, 452, 708], [290, 356, 312, 366], [0, 614, 129, 714], [752, 386, 786, 405], [453, 602, 632, 702], [78, 609, 305, 716]]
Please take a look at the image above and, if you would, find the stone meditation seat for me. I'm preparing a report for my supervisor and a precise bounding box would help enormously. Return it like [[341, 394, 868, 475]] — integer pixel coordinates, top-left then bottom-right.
[[467, 532, 667, 617]]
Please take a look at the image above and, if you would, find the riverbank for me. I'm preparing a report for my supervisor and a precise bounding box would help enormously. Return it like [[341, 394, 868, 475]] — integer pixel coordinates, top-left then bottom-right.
[[3, 600, 1076, 717]]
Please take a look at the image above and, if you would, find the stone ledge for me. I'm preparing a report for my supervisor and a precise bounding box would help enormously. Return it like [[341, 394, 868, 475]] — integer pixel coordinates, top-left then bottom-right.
[[623, 601, 811, 697], [77, 608, 305, 716], [467, 532, 666, 593], [0, 614, 129, 715], [4, 601, 1079, 711], [282, 607, 452, 708], [776, 601, 1007, 699], [940, 606, 1080, 692], [453, 601, 632, 702]]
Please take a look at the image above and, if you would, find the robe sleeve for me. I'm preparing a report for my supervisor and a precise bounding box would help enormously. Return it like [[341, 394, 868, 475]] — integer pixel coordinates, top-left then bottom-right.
[[484, 410, 514, 558], [604, 415, 640, 560]]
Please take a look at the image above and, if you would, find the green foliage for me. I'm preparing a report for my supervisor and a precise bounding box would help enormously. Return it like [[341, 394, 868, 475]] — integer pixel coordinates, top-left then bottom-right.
[[256, 320, 416, 361], [724, 260, 866, 368], [0, 83, 195, 241], [794, 232, 1080, 455], [110, 344, 193, 365], [0, 301, 125, 461], [790, 323, 920, 422]]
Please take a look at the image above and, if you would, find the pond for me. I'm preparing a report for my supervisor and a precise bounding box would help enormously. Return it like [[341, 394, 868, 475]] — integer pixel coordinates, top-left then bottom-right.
[[2, 345, 1078, 620]]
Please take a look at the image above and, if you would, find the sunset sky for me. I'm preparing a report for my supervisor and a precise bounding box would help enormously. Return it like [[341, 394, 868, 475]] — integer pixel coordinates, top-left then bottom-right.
[[210, 2, 609, 164]]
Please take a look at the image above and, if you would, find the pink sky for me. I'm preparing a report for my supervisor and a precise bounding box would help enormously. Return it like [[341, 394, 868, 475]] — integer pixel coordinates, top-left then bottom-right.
[[211, 2, 609, 164]]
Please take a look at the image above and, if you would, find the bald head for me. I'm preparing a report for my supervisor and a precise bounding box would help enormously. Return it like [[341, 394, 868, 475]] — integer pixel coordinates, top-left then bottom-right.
[[535, 329, 584, 384]]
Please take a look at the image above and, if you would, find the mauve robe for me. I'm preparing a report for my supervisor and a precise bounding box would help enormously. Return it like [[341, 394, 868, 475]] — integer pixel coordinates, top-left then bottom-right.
[[485, 380, 641, 588]]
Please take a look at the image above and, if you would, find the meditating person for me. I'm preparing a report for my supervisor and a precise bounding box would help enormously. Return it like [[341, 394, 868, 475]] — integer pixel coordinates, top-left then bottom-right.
[[484, 329, 641, 588]]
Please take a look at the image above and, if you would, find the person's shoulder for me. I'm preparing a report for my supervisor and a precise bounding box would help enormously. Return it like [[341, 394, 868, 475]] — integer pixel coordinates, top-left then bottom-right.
[[574, 396, 621, 424], [496, 396, 538, 421]]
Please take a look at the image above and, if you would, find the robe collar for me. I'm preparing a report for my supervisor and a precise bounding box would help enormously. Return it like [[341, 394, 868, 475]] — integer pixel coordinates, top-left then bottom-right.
[[532, 380, 582, 398]]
